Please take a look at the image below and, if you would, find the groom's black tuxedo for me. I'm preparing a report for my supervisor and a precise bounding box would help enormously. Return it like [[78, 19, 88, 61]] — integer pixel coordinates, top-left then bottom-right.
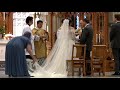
[[80, 24, 93, 55], [80, 24, 93, 75], [110, 22, 120, 73]]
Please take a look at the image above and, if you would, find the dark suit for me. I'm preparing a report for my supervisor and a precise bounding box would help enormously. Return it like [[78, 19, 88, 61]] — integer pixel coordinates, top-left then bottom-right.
[[80, 24, 93, 58], [80, 24, 93, 74], [110, 22, 120, 73]]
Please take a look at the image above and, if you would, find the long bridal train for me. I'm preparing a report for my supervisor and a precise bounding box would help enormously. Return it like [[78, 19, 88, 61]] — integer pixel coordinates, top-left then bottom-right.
[[27, 59, 67, 78], [26, 19, 75, 78]]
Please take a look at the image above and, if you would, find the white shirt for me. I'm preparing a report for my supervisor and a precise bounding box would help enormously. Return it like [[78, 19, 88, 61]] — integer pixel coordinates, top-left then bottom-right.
[[83, 24, 89, 29], [22, 24, 35, 55], [22, 24, 34, 40]]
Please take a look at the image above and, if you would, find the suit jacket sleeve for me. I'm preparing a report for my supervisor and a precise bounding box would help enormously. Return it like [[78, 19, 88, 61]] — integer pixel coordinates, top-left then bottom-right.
[[80, 28, 88, 44], [110, 24, 116, 42]]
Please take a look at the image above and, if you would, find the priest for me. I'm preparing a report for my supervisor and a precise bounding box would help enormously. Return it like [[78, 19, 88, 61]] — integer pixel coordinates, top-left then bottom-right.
[[32, 20, 49, 65]]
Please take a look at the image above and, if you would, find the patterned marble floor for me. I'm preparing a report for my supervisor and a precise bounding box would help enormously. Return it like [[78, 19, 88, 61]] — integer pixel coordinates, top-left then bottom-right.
[[0, 62, 119, 78], [0, 69, 120, 78]]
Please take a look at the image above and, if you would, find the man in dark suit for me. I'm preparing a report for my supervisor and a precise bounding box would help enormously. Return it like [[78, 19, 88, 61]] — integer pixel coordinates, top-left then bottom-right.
[[110, 14, 120, 75], [80, 18, 93, 75]]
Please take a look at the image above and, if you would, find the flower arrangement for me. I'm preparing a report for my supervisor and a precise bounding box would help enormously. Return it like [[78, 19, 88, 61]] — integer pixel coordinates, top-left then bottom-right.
[[0, 25, 5, 39], [0, 25, 5, 34], [4, 34, 15, 40]]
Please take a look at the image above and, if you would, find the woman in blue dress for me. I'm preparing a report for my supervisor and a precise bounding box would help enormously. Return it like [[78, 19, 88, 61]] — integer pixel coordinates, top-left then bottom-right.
[[5, 32, 37, 77]]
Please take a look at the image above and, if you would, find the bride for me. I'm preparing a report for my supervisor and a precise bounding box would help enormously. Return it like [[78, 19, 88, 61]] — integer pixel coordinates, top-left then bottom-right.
[[28, 19, 76, 78]]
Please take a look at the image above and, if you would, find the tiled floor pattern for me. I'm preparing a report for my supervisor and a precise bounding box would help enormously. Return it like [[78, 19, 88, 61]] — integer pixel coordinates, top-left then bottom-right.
[[0, 68, 120, 78]]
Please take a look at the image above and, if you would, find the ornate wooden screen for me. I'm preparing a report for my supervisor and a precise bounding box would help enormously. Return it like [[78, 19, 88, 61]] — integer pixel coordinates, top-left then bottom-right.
[[0, 12, 13, 34], [63, 12, 109, 46], [80, 12, 108, 46], [49, 12, 108, 48]]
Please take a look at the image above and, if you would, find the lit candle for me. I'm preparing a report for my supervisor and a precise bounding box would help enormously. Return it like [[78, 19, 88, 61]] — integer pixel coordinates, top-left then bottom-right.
[[47, 25, 48, 32], [99, 34, 100, 43], [96, 34, 98, 44], [3, 12, 5, 21]]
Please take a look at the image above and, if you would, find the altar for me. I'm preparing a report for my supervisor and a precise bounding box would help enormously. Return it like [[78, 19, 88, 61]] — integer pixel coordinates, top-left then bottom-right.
[[0, 39, 9, 69], [0, 39, 9, 61]]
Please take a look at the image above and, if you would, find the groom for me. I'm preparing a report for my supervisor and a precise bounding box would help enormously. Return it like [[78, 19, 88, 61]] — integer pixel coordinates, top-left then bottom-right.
[[79, 18, 93, 75]]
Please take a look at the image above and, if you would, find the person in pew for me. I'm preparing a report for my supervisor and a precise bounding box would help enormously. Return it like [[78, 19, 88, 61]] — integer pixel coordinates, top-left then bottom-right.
[[79, 18, 93, 75], [5, 32, 37, 77]]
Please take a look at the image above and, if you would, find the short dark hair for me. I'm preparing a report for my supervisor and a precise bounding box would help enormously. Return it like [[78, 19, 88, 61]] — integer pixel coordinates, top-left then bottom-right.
[[26, 16, 33, 24], [83, 18, 90, 24], [37, 20, 43, 24], [23, 32, 31, 40], [114, 14, 120, 21]]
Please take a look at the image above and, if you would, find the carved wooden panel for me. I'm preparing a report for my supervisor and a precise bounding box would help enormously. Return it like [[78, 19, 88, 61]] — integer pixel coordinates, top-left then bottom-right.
[[69, 12, 109, 46], [0, 12, 3, 26], [5, 12, 13, 34]]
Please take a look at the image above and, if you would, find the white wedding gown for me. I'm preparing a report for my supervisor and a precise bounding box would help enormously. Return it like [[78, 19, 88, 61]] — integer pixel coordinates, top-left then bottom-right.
[[28, 19, 75, 78]]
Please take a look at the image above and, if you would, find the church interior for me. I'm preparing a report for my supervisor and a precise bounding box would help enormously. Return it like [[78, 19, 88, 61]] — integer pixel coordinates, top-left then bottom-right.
[[0, 12, 119, 78]]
